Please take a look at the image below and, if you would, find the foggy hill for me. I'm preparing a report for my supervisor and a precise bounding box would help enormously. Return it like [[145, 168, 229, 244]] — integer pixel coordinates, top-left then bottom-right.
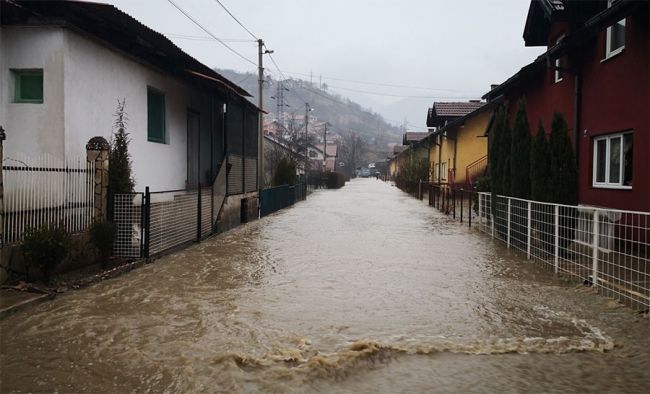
[[216, 69, 404, 156]]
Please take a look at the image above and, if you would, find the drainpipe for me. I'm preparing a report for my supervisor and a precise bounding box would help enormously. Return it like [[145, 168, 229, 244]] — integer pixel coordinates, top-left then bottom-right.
[[574, 69, 582, 201]]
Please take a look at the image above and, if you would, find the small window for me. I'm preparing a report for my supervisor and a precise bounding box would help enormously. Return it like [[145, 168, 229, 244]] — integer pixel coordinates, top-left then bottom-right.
[[147, 87, 166, 143], [554, 35, 565, 83], [13, 69, 43, 103], [593, 131, 633, 188], [605, 0, 625, 58], [441, 162, 447, 181], [309, 150, 318, 158]]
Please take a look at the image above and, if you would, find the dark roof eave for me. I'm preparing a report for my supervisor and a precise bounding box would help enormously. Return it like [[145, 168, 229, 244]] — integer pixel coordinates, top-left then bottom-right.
[[485, 0, 640, 101]]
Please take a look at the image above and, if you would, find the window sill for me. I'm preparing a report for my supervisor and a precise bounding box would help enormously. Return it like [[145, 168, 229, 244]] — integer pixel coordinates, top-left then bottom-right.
[[554, 78, 563, 84], [148, 138, 167, 144], [601, 47, 624, 63], [592, 184, 632, 190], [13, 100, 43, 104]]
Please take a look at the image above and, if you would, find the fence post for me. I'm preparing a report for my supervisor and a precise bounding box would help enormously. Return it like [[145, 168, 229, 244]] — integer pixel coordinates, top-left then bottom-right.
[[468, 191, 472, 228], [0, 126, 5, 248], [491, 195, 495, 239], [460, 189, 464, 223], [507, 197, 511, 248], [144, 186, 151, 258], [554, 204, 559, 273], [591, 210, 600, 287], [478, 193, 482, 226], [197, 185, 202, 242], [526, 201, 532, 259], [85, 137, 110, 221], [452, 188, 456, 219]]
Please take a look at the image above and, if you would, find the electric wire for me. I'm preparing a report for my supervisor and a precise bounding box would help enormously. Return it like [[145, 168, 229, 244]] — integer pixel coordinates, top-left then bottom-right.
[[164, 33, 255, 42], [282, 70, 484, 94], [165, 0, 257, 66], [211, 0, 259, 40]]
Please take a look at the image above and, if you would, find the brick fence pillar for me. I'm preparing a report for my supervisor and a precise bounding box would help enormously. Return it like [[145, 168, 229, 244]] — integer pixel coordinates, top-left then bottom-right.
[[86, 137, 110, 222]]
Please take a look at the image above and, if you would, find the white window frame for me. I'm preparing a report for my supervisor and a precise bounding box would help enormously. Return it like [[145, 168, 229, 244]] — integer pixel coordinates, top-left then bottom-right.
[[554, 34, 565, 83], [441, 162, 447, 181], [604, 0, 625, 60], [592, 131, 632, 189]]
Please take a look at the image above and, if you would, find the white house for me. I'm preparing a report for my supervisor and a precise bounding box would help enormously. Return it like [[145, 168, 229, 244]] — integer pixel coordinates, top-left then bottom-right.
[[0, 0, 259, 196]]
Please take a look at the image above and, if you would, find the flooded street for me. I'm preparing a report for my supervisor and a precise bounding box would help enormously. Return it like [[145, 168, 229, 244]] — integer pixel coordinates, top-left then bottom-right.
[[1, 179, 648, 393]]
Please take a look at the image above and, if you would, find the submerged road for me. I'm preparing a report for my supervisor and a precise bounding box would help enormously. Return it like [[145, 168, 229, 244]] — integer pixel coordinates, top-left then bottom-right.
[[1, 179, 648, 393]]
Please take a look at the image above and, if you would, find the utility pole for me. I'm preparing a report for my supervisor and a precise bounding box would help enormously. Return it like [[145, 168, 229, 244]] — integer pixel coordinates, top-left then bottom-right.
[[304, 103, 310, 141], [257, 39, 264, 190], [322, 123, 327, 171]]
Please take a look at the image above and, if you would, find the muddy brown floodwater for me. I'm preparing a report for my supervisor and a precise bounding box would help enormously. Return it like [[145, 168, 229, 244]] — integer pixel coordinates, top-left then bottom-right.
[[1, 179, 649, 393]]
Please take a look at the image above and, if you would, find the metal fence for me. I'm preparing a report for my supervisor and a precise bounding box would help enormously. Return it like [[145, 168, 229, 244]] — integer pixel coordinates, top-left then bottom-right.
[[260, 183, 307, 217], [395, 181, 650, 311], [2, 152, 95, 246], [113, 160, 234, 259], [112, 193, 143, 258], [476, 193, 649, 311]]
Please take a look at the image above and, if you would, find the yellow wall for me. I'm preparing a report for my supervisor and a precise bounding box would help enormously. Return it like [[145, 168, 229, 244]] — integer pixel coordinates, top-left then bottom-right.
[[428, 109, 490, 185], [454, 110, 489, 185]]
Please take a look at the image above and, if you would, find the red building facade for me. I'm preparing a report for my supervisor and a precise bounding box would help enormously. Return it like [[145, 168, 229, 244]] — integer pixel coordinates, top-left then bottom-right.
[[485, 0, 649, 212]]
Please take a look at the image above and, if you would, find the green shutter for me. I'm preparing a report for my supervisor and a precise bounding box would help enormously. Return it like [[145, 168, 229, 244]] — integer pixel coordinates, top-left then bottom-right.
[[14, 70, 43, 103], [147, 88, 166, 143]]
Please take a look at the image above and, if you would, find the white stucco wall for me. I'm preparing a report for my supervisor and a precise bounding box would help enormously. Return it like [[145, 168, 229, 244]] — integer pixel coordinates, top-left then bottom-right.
[[1, 27, 66, 159], [64, 29, 213, 191], [2, 26, 215, 191]]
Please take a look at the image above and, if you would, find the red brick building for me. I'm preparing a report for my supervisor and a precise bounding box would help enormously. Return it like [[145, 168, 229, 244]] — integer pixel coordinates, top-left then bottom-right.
[[484, 0, 649, 211]]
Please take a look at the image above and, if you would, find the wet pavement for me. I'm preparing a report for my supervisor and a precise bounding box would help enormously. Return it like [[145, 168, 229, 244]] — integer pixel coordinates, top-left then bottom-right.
[[1, 179, 648, 393]]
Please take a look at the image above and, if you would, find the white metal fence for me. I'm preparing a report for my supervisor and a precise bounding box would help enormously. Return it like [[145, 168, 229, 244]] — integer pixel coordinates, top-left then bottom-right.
[[2, 152, 95, 246], [112, 193, 143, 258], [149, 190, 199, 256], [477, 192, 650, 310]]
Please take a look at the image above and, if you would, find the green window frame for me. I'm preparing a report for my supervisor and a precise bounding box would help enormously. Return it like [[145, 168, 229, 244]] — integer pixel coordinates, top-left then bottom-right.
[[147, 86, 166, 143], [13, 69, 44, 103]]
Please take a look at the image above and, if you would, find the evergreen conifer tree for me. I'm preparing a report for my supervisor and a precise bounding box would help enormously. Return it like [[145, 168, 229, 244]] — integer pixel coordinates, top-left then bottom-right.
[[510, 99, 531, 199], [109, 98, 135, 195], [549, 112, 577, 205], [530, 121, 552, 202]]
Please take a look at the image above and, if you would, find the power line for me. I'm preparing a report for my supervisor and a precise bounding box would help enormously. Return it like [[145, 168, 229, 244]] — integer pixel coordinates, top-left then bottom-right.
[[326, 84, 478, 100], [282, 70, 483, 94], [265, 51, 309, 104], [164, 32, 255, 43], [211, 0, 258, 40], [165, 0, 257, 67]]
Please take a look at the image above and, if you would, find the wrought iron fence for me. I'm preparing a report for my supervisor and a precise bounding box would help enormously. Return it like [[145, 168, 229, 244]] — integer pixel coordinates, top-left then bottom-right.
[[2, 152, 95, 246]]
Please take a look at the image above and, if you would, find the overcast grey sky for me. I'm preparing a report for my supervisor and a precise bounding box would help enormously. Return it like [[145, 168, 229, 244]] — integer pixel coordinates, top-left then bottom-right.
[[106, 0, 545, 130]]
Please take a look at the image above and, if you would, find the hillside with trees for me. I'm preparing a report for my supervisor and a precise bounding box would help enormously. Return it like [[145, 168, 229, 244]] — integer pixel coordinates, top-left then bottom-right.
[[216, 69, 404, 166]]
